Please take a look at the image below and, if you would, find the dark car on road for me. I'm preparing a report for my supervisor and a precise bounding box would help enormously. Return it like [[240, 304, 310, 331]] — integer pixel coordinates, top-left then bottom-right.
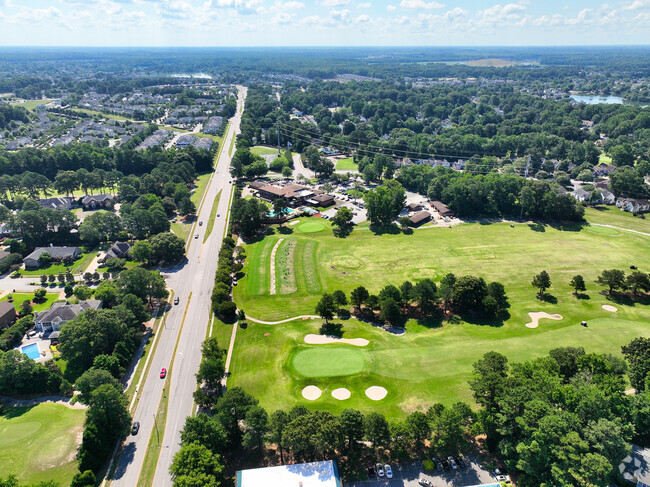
[[131, 421, 140, 435]]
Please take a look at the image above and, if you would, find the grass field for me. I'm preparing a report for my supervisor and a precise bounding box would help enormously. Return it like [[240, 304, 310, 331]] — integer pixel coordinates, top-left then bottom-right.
[[0, 404, 84, 485], [203, 190, 222, 243], [0, 292, 60, 312], [230, 215, 650, 417], [585, 205, 650, 234], [171, 172, 213, 241], [20, 253, 95, 276], [10, 99, 54, 111], [335, 157, 357, 171], [250, 145, 279, 156], [598, 153, 613, 164], [68, 108, 133, 121]]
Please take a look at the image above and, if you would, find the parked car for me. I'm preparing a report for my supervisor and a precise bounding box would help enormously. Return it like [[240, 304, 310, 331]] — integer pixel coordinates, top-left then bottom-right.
[[456, 455, 466, 468], [448, 456, 458, 470], [160, 368, 167, 378], [442, 459, 450, 471], [376, 463, 384, 477], [433, 457, 443, 471], [418, 480, 433, 487], [131, 421, 140, 435], [384, 464, 392, 479], [367, 465, 375, 478]]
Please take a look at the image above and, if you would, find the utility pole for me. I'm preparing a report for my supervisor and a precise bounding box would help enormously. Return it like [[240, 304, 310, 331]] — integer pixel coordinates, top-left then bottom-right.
[[277, 119, 281, 156]]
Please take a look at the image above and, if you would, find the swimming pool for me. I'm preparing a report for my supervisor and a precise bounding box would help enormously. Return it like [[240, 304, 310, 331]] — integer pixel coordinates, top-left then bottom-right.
[[21, 343, 40, 360], [267, 208, 296, 218]]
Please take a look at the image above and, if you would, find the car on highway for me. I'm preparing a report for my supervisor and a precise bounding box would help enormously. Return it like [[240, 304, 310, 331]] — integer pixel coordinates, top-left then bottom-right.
[[376, 463, 384, 477], [217, 213, 220, 217], [418, 479, 433, 487], [384, 464, 392, 479], [199, 221, 203, 226], [448, 456, 458, 470], [174, 297, 179, 305], [131, 421, 140, 435], [194, 233, 199, 239], [160, 368, 167, 378]]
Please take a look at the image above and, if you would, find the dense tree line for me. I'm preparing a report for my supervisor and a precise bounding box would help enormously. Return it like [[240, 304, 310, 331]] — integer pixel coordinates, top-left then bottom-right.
[[468, 342, 650, 486], [210, 237, 240, 320]]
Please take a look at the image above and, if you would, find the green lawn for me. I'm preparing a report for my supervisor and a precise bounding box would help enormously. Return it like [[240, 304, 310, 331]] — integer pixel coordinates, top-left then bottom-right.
[[230, 217, 650, 418], [1, 292, 59, 312], [335, 157, 357, 171], [0, 404, 85, 485], [598, 153, 613, 164], [203, 190, 222, 243], [228, 136, 236, 157], [191, 173, 212, 206], [68, 108, 133, 121], [585, 205, 650, 234], [10, 99, 54, 111], [250, 145, 279, 156], [20, 253, 95, 276]]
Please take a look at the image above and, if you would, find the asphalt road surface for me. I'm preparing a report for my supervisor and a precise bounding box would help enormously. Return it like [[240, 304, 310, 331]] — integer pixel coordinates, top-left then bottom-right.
[[109, 86, 246, 487]]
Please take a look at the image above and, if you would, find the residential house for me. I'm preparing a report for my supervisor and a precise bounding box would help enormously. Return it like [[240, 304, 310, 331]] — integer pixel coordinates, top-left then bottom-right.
[[407, 202, 424, 212], [593, 164, 616, 177], [409, 210, 432, 227], [572, 188, 591, 202], [23, 246, 81, 268], [431, 201, 454, 218], [193, 138, 213, 150], [601, 190, 616, 205], [34, 300, 102, 333], [82, 193, 114, 209], [176, 134, 197, 149], [0, 301, 17, 328], [38, 197, 73, 211], [103, 241, 131, 262], [617, 198, 650, 214]]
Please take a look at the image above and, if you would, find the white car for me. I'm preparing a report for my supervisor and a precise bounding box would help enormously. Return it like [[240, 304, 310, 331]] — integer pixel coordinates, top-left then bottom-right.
[[376, 463, 384, 477], [384, 464, 392, 479]]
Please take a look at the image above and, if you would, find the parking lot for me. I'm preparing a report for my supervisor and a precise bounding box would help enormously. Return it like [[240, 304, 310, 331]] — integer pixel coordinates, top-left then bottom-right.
[[345, 457, 497, 487]]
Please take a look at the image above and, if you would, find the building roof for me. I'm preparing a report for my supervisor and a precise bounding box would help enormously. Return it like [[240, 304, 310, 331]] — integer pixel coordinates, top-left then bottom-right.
[[432, 200, 453, 215], [407, 202, 423, 210], [619, 444, 650, 485], [0, 251, 10, 261], [35, 300, 101, 325], [24, 247, 81, 262], [409, 210, 431, 224], [236, 460, 342, 487], [38, 197, 72, 210], [105, 241, 131, 260], [82, 194, 114, 204], [311, 193, 334, 203], [0, 301, 16, 319]]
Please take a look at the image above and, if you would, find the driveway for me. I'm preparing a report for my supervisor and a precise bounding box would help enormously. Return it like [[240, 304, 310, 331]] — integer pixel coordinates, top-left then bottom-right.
[[346, 458, 496, 487]]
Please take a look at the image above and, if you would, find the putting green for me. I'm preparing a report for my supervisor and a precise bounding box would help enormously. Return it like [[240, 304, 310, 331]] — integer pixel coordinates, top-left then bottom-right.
[[586, 225, 621, 236], [297, 221, 325, 233], [291, 347, 367, 377]]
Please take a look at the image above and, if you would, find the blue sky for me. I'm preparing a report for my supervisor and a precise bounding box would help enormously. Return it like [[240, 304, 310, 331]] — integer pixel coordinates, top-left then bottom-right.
[[1, 0, 649, 46]]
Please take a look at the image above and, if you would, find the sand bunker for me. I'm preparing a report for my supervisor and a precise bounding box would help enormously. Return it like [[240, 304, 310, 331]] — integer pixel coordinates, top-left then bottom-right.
[[304, 334, 369, 346], [602, 304, 618, 312], [331, 388, 351, 400], [289, 219, 300, 225], [301, 385, 322, 400], [365, 386, 388, 401], [525, 311, 563, 329]]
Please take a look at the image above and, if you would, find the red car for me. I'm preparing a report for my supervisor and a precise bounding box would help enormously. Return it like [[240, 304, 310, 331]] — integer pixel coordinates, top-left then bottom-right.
[[160, 368, 167, 379]]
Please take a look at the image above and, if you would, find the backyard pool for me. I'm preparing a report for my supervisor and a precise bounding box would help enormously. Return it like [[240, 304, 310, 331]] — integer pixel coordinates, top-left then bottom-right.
[[267, 208, 296, 218], [21, 343, 40, 360]]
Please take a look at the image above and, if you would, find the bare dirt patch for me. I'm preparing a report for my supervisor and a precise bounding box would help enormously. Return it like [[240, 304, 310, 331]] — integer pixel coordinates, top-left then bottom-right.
[[602, 304, 618, 312], [525, 311, 563, 329], [304, 334, 369, 346]]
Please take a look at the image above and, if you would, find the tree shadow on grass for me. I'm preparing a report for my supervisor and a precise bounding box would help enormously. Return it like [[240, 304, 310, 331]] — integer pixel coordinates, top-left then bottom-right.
[[575, 293, 590, 300], [369, 223, 401, 235], [0, 404, 37, 419], [604, 291, 650, 307], [456, 310, 509, 328], [417, 315, 443, 328], [319, 322, 343, 337], [548, 221, 586, 232], [537, 293, 558, 304], [528, 222, 546, 232], [277, 226, 294, 235]]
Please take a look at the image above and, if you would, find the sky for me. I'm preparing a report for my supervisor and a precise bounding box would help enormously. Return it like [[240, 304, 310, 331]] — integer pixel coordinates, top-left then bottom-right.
[[0, 0, 649, 47]]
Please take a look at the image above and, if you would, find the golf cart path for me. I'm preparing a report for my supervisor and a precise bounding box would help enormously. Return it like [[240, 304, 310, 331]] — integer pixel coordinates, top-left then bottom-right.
[[247, 314, 321, 324], [589, 223, 650, 237], [269, 238, 284, 295], [0, 394, 87, 410]]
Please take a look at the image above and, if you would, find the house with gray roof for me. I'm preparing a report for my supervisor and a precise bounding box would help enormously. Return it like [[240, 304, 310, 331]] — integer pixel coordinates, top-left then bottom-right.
[[82, 193, 115, 209], [102, 241, 131, 262], [38, 197, 73, 211], [34, 300, 102, 333], [23, 246, 81, 268]]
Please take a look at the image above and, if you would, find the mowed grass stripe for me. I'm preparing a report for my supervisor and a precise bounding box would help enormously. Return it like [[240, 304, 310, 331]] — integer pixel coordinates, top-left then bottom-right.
[[245, 237, 274, 295], [302, 240, 322, 294], [276, 239, 297, 295]]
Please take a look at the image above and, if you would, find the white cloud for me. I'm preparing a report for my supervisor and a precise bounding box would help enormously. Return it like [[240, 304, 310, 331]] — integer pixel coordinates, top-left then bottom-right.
[[399, 0, 444, 9], [320, 0, 350, 6], [356, 13, 371, 22], [386, 4, 396, 11], [213, 0, 264, 14], [302, 8, 351, 26], [357, 2, 371, 8], [622, 0, 650, 10], [272, 11, 294, 23]]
